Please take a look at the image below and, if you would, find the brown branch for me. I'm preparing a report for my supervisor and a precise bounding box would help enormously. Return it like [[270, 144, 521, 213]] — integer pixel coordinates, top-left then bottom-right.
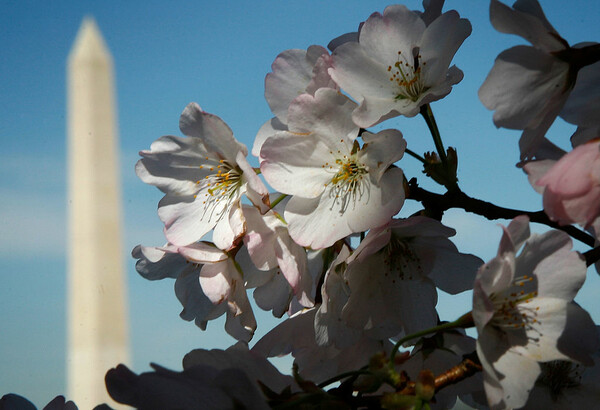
[[399, 356, 482, 396], [407, 178, 596, 247], [584, 246, 600, 267]]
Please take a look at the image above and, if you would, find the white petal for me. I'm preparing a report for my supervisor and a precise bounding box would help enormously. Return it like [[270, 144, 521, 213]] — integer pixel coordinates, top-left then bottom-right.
[[179, 102, 246, 160], [493, 349, 541, 409], [287, 89, 359, 143], [285, 167, 405, 249], [133, 244, 188, 280], [489, 0, 564, 52], [199, 260, 233, 305], [212, 203, 246, 251], [252, 272, 293, 318], [136, 135, 210, 195], [158, 192, 229, 246], [479, 46, 569, 130], [252, 117, 287, 159], [265, 46, 329, 122], [177, 242, 228, 264], [360, 5, 425, 63], [518, 233, 585, 301], [359, 129, 406, 183], [260, 132, 336, 198], [419, 10, 471, 85]]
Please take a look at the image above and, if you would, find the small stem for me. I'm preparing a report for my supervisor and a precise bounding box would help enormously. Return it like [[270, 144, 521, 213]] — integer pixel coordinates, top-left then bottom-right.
[[420, 104, 448, 170], [317, 368, 370, 389], [399, 355, 482, 396], [270, 193, 288, 209], [584, 246, 600, 269], [419, 104, 458, 190], [405, 148, 427, 164], [390, 312, 474, 364]]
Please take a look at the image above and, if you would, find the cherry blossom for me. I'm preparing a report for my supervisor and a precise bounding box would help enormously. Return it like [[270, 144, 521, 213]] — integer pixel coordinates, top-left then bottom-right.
[[523, 328, 600, 409], [341, 217, 482, 339], [252, 308, 393, 384], [535, 139, 600, 228], [260, 88, 406, 249], [473, 216, 598, 409], [478, 0, 581, 159], [253, 45, 336, 159], [136, 102, 269, 250], [242, 203, 313, 310], [133, 242, 257, 342], [329, 3, 471, 127], [106, 343, 294, 410]]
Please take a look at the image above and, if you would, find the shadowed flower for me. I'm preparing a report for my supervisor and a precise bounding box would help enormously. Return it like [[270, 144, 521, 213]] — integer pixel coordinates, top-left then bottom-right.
[[473, 216, 598, 409]]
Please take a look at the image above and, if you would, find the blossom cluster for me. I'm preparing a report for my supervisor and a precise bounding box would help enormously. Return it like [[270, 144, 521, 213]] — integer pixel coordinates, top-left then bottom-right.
[[104, 1, 600, 409]]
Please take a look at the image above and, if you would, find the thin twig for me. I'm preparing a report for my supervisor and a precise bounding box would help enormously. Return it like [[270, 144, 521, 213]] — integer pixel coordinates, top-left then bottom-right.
[[407, 179, 596, 247]]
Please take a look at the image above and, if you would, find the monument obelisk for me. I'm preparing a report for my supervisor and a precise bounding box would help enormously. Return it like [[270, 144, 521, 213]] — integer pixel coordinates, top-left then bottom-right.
[[67, 18, 129, 408]]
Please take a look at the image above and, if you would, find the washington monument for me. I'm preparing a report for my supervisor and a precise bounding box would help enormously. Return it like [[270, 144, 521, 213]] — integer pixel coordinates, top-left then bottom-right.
[[66, 18, 129, 408]]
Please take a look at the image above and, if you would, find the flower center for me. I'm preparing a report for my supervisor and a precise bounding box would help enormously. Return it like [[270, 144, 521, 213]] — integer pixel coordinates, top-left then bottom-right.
[[322, 152, 368, 213], [490, 274, 540, 330], [195, 158, 242, 215], [382, 236, 423, 282], [388, 50, 427, 101], [537, 360, 582, 401]]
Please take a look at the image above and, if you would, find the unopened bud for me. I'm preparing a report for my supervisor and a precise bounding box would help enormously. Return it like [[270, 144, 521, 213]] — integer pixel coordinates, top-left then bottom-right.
[[415, 369, 435, 401]]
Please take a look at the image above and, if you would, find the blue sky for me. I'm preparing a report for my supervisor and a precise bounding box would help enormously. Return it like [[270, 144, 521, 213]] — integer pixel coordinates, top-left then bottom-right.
[[1, 0, 599, 407]]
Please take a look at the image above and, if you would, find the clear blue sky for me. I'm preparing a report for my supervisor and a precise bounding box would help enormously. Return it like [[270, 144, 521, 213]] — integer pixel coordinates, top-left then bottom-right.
[[1, 0, 599, 406]]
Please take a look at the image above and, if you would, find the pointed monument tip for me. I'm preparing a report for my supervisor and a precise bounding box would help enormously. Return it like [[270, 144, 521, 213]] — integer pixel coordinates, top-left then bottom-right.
[[69, 16, 112, 64]]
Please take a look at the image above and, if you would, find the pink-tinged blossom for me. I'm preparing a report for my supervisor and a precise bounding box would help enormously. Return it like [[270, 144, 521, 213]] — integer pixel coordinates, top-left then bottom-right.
[[243, 204, 313, 310], [473, 216, 598, 410], [264, 46, 336, 125], [253, 46, 336, 158], [133, 242, 257, 342], [341, 217, 483, 338], [329, 4, 471, 127], [535, 140, 600, 228], [260, 88, 406, 249], [136, 103, 269, 250], [478, 0, 576, 159]]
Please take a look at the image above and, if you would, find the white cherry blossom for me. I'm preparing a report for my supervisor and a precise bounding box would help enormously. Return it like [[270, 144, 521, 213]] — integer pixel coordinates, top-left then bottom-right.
[[329, 4, 471, 127], [136, 102, 269, 250], [260, 88, 406, 249]]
